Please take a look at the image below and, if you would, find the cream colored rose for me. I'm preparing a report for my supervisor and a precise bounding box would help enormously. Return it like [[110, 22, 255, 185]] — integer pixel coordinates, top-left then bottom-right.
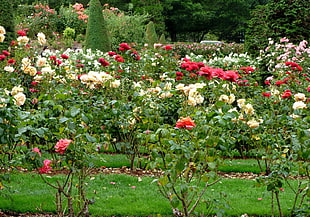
[[36, 57, 47, 67], [110, 80, 120, 88], [294, 93, 306, 102], [159, 92, 173, 98], [237, 99, 246, 108], [0, 26, 6, 34], [13, 92, 26, 106], [164, 82, 172, 90], [4, 66, 14, 73], [37, 32, 46, 45], [0, 34, 5, 43], [24, 66, 37, 76], [219, 94, 235, 104], [41, 66, 55, 75], [247, 120, 260, 128], [0, 98, 7, 107], [17, 36, 30, 44], [34, 75, 44, 82], [270, 88, 280, 96], [293, 101, 307, 109], [133, 81, 142, 88], [194, 83, 206, 89], [219, 94, 229, 103], [11, 86, 24, 96], [243, 104, 255, 115], [175, 83, 185, 91]]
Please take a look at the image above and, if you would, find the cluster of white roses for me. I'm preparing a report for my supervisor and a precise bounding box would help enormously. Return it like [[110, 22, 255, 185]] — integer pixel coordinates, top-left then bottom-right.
[[79, 71, 120, 89], [176, 83, 205, 106], [292, 93, 307, 110]]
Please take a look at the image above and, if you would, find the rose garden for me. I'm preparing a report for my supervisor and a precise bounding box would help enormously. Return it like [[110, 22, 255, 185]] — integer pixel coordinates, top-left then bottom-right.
[[0, 0, 309, 217]]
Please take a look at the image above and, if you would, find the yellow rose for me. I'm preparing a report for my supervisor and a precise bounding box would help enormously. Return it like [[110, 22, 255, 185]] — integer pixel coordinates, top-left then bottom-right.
[[14, 92, 26, 106]]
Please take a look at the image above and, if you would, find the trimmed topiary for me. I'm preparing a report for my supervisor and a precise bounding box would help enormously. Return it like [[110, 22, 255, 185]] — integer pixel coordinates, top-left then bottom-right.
[[159, 33, 166, 44], [85, 0, 111, 52], [145, 21, 158, 46], [0, 0, 16, 51]]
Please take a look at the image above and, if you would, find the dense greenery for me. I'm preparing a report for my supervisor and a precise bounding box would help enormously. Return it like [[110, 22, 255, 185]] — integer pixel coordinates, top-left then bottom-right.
[[246, 0, 310, 54], [10, 0, 309, 46], [0, 0, 16, 51]]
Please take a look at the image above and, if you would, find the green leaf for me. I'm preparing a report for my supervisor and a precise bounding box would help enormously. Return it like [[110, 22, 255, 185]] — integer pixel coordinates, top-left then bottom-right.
[[170, 195, 180, 208], [53, 104, 64, 111], [55, 93, 68, 100], [158, 175, 169, 186], [70, 107, 80, 117], [18, 126, 29, 134], [85, 133, 97, 143], [59, 117, 69, 123]]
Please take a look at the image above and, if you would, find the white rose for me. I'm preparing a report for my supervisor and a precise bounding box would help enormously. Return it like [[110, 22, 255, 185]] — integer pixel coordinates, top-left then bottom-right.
[[294, 93, 306, 102], [110, 80, 120, 88], [4, 66, 14, 73], [37, 32, 46, 45], [293, 101, 307, 109]]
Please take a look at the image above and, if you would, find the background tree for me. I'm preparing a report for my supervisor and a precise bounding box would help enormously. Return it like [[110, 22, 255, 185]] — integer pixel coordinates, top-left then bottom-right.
[[0, 0, 16, 51], [85, 0, 111, 52], [245, 0, 310, 54], [131, 0, 166, 37]]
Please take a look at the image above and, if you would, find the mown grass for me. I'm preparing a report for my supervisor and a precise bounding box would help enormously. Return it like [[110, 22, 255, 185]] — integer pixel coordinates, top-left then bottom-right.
[[0, 172, 304, 216], [95, 153, 265, 174]]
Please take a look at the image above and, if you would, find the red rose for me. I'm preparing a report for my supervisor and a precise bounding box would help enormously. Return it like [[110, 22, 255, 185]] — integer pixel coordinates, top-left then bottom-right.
[[281, 90, 292, 99], [262, 92, 271, 98], [175, 117, 196, 129]]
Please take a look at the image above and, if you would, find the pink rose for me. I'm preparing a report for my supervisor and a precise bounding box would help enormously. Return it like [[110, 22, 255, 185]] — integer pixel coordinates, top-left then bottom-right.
[[32, 147, 41, 156], [55, 139, 72, 154]]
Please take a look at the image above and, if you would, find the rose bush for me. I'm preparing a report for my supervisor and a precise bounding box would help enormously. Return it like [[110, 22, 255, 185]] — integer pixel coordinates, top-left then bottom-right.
[[0, 24, 309, 215]]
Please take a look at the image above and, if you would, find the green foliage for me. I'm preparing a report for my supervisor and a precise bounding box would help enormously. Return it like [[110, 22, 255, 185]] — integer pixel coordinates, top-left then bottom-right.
[[85, 0, 111, 52], [0, 0, 16, 51], [57, 4, 88, 36], [63, 27, 75, 39], [144, 21, 158, 46], [103, 6, 148, 49], [131, 0, 166, 36], [245, 0, 310, 55], [19, 3, 61, 39]]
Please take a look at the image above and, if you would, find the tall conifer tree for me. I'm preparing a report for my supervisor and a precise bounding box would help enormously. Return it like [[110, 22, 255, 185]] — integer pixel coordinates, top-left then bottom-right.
[[85, 0, 111, 52]]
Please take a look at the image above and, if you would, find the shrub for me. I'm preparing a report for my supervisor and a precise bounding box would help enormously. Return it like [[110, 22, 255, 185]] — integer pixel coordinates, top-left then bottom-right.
[[58, 4, 88, 36], [245, 0, 310, 55], [103, 6, 148, 49], [85, 0, 111, 52], [19, 3, 61, 39]]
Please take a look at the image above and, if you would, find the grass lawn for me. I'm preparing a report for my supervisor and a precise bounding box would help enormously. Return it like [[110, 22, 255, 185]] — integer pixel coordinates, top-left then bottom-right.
[[0, 172, 304, 216], [95, 153, 266, 174]]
